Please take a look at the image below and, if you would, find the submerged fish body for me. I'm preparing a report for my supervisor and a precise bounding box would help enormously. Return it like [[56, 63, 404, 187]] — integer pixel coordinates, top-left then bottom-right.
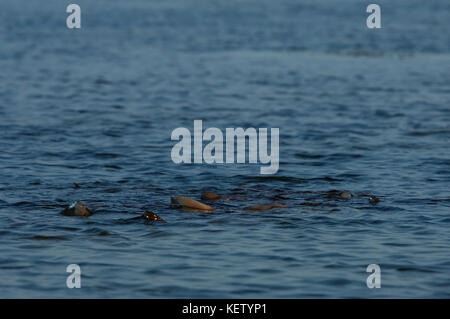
[[245, 203, 288, 211], [339, 191, 353, 199], [201, 192, 222, 201], [171, 196, 215, 211]]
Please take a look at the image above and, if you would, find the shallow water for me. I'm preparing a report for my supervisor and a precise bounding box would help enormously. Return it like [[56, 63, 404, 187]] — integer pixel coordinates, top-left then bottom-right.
[[0, 0, 449, 298]]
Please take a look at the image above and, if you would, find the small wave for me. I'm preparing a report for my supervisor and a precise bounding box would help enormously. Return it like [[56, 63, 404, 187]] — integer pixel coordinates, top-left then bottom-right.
[[406, 130, 450, 137], [31, 235, 68, 241]]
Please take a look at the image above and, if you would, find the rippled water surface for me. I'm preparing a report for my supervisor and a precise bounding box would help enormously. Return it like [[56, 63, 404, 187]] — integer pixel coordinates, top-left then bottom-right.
[[0, 0, 449, 298]]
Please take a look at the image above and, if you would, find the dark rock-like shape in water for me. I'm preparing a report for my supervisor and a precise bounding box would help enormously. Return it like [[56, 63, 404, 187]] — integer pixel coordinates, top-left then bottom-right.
[[61, 201, 93, 217], [143, 211, 166, 222], [127, 211, 166, 223], [357, 193, 380, 205]]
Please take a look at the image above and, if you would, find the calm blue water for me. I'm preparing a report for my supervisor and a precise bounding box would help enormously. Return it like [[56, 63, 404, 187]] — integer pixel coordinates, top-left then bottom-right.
[[0, 0, 449, 298]]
